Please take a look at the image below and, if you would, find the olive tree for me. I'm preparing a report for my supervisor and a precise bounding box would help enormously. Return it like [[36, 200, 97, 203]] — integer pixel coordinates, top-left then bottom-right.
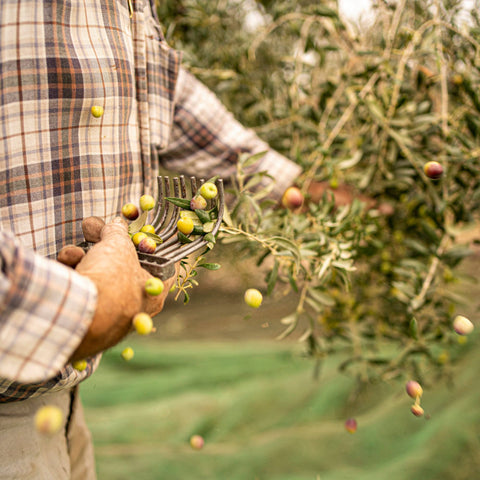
[[157, 0, 480, 387]]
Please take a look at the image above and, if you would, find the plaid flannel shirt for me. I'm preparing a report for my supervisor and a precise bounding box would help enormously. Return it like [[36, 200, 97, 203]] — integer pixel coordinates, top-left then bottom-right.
[[0, 0, 302, 402]]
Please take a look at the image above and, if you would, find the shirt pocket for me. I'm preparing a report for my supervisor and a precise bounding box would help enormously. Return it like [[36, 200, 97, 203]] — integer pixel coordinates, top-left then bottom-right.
[[144, 14, 182, 150]]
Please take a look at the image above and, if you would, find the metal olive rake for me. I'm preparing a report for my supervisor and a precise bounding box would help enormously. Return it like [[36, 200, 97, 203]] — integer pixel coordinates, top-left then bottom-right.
[[135, 175, 225, 280], [78, 175, 225, 280]]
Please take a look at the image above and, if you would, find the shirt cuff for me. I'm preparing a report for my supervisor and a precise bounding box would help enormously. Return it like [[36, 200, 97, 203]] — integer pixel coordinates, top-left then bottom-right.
[[0, 233, 97, 383], [253, 149, 303, 201]]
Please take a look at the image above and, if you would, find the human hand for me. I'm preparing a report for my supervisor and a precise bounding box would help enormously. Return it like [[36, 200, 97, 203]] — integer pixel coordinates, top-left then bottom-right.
[[281, 181, 393, 215], [305, 181, 375, 208], [59, 217, 176, 361]]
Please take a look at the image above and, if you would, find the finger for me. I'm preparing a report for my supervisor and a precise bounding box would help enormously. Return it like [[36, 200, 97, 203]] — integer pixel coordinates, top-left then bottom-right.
[[158, 262, 179, 295], [140, 268, 178, 317], [164, 268, 178, 293], [173, 261, 181, 279], [57, 244, 86, 268], [100, 217, 129, 242], [142, 282, 169, 317], [140, 272, 174, 299], [77, 217, 136, 272]]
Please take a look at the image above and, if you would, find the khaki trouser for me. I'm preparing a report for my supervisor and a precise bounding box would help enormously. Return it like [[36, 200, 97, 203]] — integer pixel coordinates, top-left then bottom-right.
[[0, 387, 96, 480]]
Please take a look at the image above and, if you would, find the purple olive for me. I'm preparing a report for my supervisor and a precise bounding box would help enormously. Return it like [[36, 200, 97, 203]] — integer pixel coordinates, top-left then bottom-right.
[[138, 237, 156, 254]]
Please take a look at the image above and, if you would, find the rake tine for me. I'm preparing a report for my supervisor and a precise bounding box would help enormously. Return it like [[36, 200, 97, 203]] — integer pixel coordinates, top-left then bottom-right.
[[211, 179, 224, 236], [191, 177, 207, 197], [190, 176, 198, 196], [151, 176, 171, 231], [157, 176, 182, 241], [180, 175, 187, 197], [156, 175, 189, 246], [151, 176, 169, 229], [161, 179, 225, 263], [157, 244, 186, 258], [158, 234, 203, 257], [164, 239, 208, 263], [157, 233, 180, 250], [137, 176, 224, 278]]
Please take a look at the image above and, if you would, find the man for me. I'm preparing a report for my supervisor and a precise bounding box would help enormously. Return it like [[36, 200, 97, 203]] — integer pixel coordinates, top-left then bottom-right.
[[0, 1, 303, 478]]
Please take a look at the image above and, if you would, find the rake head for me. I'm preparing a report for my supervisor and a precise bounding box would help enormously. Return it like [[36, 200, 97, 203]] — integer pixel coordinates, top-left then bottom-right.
[[136, 175, 225, 280], [78, 175, 224, 280]]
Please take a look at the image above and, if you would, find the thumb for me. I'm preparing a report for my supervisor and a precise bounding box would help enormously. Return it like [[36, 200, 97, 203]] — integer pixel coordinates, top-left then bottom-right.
[[100, 217, 129, 242]]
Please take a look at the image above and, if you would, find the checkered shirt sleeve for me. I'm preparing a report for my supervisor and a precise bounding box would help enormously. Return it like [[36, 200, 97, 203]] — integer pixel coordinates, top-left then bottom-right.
[[0, 231, 97, 385], [159, 68, 303, 200]]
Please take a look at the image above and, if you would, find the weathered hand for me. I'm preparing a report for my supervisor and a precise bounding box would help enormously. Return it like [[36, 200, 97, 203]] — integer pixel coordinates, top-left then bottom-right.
[[281, 181, 393, 215], [305, 181, 375, 209], [67, 217, 176, 361]]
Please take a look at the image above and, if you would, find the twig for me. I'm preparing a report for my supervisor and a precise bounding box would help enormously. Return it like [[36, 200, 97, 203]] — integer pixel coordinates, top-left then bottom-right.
[[301, 72, 380, 191], [434, 0, 449, 137], [317, 80, 347, 137], [385, 0, 407, 56], [248, 12, 356, 63], [220, 226, 277, 253], [409, 234, 450, 311], [296, 283, 309, 315], [174, 256, 203, 302], [248, 12, 309, 62], [253, 115, 303, 134], [368, 18, 435, 178], [386, 20, 437, 120]]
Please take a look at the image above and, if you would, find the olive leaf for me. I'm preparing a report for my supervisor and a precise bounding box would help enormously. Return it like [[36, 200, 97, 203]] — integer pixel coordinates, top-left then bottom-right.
[[177, 232, 193, 244], [203, 233, 216, 244], [143, 232, 163, 244], [198, 263, 221, 270], [165, 197, 192, 209], [194, 209, 211, 224], [128, 211, 148, 235]]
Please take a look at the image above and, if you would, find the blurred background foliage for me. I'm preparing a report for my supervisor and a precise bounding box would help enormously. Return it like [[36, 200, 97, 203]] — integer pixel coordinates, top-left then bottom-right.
[[155, 0, 480, 385]]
